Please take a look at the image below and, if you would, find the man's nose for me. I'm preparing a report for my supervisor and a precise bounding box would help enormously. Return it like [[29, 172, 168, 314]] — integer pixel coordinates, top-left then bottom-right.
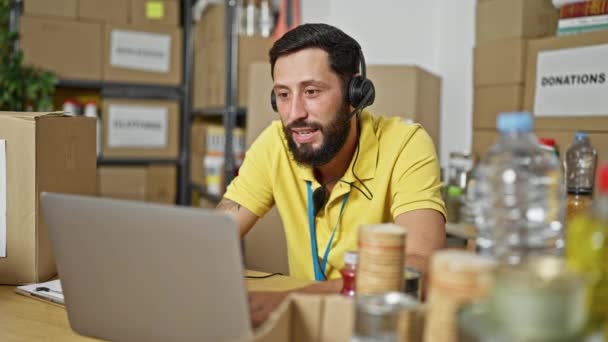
[[288, 94, 307, 122]]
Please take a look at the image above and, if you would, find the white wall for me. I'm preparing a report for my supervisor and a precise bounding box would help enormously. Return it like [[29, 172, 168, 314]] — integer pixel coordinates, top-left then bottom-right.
[[301, 0, 477, 168]]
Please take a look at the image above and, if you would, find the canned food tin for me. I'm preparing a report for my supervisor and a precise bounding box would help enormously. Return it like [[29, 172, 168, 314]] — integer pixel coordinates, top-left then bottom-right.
[[352, 292, 419, 342]]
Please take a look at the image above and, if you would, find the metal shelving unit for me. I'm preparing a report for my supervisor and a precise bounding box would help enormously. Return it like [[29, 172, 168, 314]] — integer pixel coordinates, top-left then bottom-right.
[[9, 0, 195, 205], [97, 158, 180, 166], [188, 0, 241, 204]]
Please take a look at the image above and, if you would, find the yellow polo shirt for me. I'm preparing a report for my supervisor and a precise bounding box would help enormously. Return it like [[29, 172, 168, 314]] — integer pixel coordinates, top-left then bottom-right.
[[225, 110, 445, 280]]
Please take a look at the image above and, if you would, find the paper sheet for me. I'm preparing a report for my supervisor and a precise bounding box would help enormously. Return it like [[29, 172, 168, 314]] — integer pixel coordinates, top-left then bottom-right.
[[16, 279, 64, 305], [0, 140, 6, 258], [107, 104, 169, 148]]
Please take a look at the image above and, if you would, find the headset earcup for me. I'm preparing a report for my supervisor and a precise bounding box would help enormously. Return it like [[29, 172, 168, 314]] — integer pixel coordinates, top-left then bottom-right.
[[270, 89, 277, 112], [348, 76, 375, 108]]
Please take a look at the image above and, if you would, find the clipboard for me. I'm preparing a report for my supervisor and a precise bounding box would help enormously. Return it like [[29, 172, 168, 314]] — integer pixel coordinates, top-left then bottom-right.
[[15, 279, 65, 307]]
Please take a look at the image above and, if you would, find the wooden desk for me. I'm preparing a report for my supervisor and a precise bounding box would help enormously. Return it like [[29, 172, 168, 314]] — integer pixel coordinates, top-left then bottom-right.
[[0, 271, 312, 342]]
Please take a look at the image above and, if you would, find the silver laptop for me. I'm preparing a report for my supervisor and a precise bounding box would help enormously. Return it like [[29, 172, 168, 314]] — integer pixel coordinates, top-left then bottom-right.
[[41, 192, 252, 342]]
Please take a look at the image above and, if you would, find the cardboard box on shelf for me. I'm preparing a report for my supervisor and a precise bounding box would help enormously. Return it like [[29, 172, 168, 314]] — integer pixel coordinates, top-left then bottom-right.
[[524, 31, 608, 131], [146, 165, 176, 204], [193, 6, 273, 109], [103, 24, 183, 85], [20, 15, 103, 81], [78, 0, 130, 25], [98, 166, 147, 201], [0, 112, 96, 285], [24, 0, 78, 18], [474, 38, 527, 86], [476, 0, 558, 44], [131, 0, 180, 28], [101, 98, 180, 159], [97, 165, 177, 204], [474, 85, 524, 129]]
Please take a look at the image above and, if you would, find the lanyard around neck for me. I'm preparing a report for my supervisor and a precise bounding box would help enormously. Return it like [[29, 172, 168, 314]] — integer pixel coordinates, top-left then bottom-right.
[[306, 180, 349, 281]]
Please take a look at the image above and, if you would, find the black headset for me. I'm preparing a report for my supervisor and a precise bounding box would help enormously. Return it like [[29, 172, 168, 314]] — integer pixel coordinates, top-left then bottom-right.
[[270, 49, 375, 120]]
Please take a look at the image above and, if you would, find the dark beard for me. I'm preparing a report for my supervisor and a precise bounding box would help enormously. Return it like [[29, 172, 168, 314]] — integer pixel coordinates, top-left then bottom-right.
[[283, 101, 352, 167]]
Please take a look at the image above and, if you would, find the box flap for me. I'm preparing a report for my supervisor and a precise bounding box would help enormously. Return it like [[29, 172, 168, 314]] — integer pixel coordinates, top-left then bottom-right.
[[0, 111, 69, 122]]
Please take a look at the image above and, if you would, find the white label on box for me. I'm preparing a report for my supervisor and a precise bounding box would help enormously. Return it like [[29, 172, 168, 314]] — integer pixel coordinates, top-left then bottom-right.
[[534, 44, 608, 117], [107, 105, 168, 148], [110, 30, 171, 73], [0, 140, 6, 258]]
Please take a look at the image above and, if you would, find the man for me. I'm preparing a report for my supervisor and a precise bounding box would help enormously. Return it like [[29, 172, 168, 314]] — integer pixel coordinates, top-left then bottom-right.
[[217, 23, 446, 327]]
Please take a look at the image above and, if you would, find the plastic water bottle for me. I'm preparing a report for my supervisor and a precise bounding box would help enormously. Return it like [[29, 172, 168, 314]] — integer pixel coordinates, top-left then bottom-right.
[[469, 112, 565, 264], [565, 132, 597, 223]]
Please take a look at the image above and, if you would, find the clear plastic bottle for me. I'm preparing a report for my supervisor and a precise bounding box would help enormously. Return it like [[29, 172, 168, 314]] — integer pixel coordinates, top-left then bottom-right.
[[469, 112, 565, 264], [566, 163, 608, 331], [340, 251, 358, 297], [565, 132, 597, 223]]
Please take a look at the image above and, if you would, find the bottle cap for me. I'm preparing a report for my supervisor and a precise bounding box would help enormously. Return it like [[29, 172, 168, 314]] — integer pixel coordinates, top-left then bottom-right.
[[598, 163, 608, 194], [574, 131, 588, 141], [538, 137, 556, 148], [344, 250, 358, 265], [447, 185, 464, 197], [497, 112, 533, 134]]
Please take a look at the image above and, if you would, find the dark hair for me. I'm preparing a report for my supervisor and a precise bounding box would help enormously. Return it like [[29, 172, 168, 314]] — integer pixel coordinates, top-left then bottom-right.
[[269, 23, 361, 89]]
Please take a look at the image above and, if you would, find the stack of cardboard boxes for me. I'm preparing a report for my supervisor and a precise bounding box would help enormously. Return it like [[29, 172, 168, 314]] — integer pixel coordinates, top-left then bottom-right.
[[473, 0, 558, 157], [473, 0, 608, 159], [21, 0, 182, 85], [20, 0, 183, 204], [97, 97, 180, 204]]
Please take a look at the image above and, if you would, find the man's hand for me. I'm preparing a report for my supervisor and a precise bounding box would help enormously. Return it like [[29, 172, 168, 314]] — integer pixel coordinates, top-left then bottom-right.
[[248, 291, 290, 328]]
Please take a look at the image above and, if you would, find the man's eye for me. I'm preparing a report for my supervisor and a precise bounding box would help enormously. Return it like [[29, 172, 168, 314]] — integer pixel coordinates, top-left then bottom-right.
[[305, 89, 319, 96], [277, 92, 289, 99]]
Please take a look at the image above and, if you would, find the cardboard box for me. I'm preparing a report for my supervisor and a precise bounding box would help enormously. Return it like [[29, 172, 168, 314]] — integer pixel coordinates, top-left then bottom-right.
[[193, 6, 273, 108], [0, 112, 96, 285], [98, 165, 176, 204], [524, 31, 608, 131], [254, 294, 354, 342], [476, 0, 558, 44], [131, 0, 180, 28], [78, 0, 130, 25], [101, 98, 180, 159], [474, 85, 524, 129], [472, 129, 608, 160], [24, 0, 78, 18], [98, 166, 147, 201], [20, 15, 103, 81], [367, 66, 442, 148], [254, 294, 424, 342], [474, 38, 527, 86], [103, 24, 183, 85], [146, 165, 176, 204]]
